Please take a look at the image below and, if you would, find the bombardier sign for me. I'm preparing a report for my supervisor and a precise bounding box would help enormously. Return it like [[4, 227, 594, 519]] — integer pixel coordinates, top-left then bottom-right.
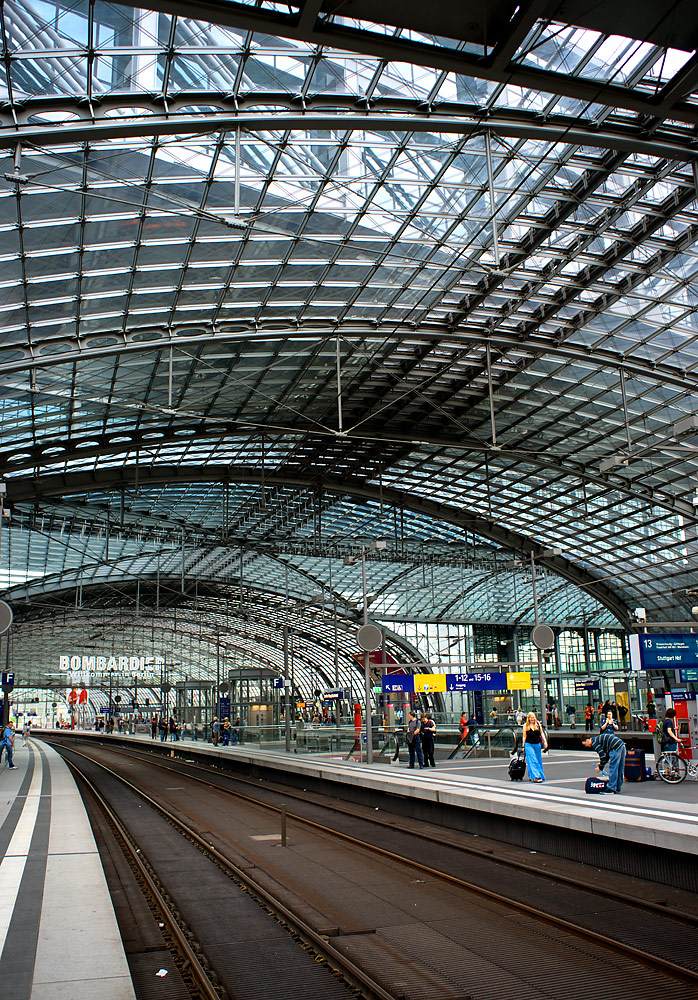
[[59, 654, 166, 673]]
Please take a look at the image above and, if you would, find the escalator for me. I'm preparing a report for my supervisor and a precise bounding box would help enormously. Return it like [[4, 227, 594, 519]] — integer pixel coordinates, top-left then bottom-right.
[[447, 725, 520, 760]]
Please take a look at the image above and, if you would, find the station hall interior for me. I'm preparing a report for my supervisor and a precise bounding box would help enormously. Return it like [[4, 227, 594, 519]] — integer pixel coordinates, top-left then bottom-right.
[[1, 0, 698, 732], [5, 5, 698, 1000]]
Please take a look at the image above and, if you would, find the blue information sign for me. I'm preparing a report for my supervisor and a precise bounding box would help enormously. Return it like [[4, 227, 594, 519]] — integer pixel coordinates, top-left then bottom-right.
[[574, 679, 600, 691], [382, 672, 511, 693], [382, 676, 414, 693], [633, 634, 698, 669], [446, 672, 507, 692], [679, 668, 698, 682], [272, 677, 284, 689], [322, 688, 344, 700]]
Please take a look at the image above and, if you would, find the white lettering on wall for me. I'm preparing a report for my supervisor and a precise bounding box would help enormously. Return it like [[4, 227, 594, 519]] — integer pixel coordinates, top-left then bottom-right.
[[58, 652, 169, 675]]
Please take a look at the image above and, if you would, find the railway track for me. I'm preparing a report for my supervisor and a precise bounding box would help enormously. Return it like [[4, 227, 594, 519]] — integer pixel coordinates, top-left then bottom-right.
[[102, 739, 698, 925], [49, 737, 698, 1000]]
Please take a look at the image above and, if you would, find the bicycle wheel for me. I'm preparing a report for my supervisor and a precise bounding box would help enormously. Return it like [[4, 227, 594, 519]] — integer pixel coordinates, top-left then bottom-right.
[[657, 752, 687, 783]]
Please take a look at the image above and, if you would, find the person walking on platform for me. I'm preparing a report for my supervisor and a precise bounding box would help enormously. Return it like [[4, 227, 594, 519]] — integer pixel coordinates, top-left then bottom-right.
[[522, 712, 547, 782], [656, 708, 679, 759], [406, 711, 424, 769], [421, 713, 436, 767], [1, 720, 17, 768], [581, 731, 626, 794]]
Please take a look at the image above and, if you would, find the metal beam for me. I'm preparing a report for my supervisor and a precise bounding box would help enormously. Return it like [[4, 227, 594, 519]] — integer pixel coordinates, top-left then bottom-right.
[[3, 408, 694, 518], [2, 102, 698, 161], [4, 464, 633, 624], [1, 321, 697, 396]]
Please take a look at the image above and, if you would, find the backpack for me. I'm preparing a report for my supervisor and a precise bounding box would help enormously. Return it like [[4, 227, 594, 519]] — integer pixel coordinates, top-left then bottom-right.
[[654, 720, 664, 744]]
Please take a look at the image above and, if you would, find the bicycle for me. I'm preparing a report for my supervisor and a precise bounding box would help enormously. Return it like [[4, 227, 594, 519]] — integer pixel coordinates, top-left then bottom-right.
[[655, 748, 698, 784]]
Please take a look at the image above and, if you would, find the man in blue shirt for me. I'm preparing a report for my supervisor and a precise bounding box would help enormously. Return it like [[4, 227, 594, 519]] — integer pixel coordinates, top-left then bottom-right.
[[1, 721, 17, 769], [581, 731, 626, 794]]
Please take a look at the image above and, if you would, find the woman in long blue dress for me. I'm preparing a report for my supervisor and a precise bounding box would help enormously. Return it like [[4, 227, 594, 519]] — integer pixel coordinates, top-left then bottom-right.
[[522, 712, 547, 781]]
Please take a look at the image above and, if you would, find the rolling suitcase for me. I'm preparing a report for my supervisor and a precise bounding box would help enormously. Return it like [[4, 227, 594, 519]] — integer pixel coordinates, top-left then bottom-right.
[[624, 748, 646, 781], [508, 751, 526, 781], [585, 776, 608, 793]]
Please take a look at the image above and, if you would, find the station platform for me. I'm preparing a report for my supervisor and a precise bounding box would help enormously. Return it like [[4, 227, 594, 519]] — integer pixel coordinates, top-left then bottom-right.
[[38, 728, 698, 893], [0, 737, 135, 1000]]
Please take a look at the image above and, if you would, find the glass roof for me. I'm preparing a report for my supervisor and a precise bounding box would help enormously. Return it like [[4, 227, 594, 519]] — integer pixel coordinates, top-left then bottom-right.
[[2, 0, 698, 687]]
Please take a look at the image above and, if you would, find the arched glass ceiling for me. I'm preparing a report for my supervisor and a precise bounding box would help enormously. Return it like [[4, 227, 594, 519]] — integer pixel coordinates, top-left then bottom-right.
[[1, 0, 698, 670], [2, 482, 619, 630], [7, 583, 419, 695]]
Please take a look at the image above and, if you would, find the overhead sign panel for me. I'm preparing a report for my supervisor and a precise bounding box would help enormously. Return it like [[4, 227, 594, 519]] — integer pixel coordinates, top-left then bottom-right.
[[382, 672, 531, 693], [629, 634, 698, 671], [382, 676, 415, 693], [414, 674, 447, 693], [574, 678, 600, 691]]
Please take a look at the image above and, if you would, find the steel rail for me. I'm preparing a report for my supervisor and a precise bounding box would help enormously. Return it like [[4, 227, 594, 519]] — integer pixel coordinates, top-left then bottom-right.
[[56, 737, 698, 987], [67, 763, 224, 1000], [58, 743, 400, 1000]]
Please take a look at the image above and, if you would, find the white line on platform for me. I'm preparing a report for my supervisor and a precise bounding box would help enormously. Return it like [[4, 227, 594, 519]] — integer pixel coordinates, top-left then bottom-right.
[[0, 752, 43, 955]]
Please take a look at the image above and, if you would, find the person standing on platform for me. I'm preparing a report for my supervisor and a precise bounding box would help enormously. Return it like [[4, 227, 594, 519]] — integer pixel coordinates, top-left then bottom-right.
[[522, 712, 547, 782], [598, 711, 619, 775], [600, 711, 619, 736], [1, 720, 17, 768], [406, 711, 424, 769], [159, 717, 167, 742], [584, 703, 594, 731], [421, 713, 436, 767], [617, 702, 628, 731], [151, 716, 157, 739], [565, 704, 576, 728], [581, 730, 626, 794]]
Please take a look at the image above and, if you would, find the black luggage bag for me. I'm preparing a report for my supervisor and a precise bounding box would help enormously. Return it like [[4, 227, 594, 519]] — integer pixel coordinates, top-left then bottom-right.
[[624, 748, 646, 781], [508, 751, 526, 781], [585, 776, 608, 793]]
